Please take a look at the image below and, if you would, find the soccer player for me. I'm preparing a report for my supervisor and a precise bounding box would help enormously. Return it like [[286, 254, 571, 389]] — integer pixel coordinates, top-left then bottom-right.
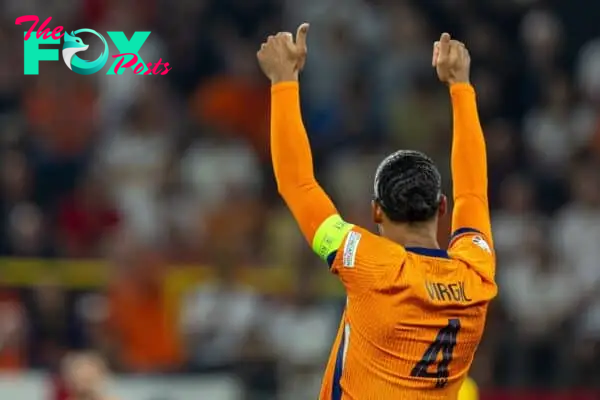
[[257, 27, 497, 400]]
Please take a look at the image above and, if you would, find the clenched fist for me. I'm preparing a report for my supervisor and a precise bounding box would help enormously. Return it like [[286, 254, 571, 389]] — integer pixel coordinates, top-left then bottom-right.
[[432, 33, 470, 85], [257, 23, 309, 84]]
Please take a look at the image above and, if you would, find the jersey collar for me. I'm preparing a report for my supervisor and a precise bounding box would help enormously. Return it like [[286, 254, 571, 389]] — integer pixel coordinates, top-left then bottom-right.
[[405, 247, 450, 259]]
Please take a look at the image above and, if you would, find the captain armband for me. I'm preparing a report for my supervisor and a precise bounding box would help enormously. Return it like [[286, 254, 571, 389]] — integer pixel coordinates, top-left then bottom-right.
[[312, 214, 354, 261]]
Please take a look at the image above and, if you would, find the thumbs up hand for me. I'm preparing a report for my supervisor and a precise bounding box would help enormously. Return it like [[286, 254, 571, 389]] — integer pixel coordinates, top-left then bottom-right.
[[432, 32, 471, 85], [257, 23, 310, 84]]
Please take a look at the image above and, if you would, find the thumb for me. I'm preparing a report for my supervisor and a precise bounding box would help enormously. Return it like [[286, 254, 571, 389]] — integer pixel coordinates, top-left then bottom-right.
[[295, 23, 310, 54], [437, 32, 451, 63]]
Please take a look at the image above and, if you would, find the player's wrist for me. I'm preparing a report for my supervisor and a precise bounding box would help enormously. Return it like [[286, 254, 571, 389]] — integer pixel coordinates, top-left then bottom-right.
[[448, 82, 473, 95], [270, 72, 298, 85], [448, 78, 470, 86]]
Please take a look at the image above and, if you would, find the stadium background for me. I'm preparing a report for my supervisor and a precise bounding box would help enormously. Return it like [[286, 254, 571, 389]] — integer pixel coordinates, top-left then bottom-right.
[[1, 0, 600, 398]]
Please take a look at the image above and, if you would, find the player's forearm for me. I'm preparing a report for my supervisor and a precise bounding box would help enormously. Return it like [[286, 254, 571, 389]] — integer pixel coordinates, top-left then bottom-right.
[[270, 81, 337, 240], [271, 82, 316, 192], [450, 83, 488, 198], [449, 83, 493, 243], [271, 82, 315, 188]]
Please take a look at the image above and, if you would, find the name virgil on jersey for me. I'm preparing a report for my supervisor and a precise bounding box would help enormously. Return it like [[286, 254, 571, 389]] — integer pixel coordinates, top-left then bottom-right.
[[425, 280, 472, 303]]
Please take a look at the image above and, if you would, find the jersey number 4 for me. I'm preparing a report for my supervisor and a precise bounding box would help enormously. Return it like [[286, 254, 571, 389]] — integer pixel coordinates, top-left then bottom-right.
[[410, 318, 461, 388]]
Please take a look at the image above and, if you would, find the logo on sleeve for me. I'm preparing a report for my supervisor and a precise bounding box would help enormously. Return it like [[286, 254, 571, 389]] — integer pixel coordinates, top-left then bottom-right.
[[343, 231, 361, 268], [472, 236, 491, 253]]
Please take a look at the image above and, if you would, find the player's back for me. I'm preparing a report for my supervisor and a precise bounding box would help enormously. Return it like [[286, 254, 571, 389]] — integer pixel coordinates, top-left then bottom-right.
[[319, 227, 497, 400], [262, 28, 496, 399]]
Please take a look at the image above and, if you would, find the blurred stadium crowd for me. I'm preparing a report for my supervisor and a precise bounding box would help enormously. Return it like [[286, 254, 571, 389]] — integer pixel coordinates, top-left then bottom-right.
[[1, 0, 600, 398]]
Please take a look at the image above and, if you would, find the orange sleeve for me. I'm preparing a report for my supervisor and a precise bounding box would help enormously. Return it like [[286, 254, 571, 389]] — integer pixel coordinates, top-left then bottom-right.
[[270, 82, 338, 244], [448, 83, 493, 248]]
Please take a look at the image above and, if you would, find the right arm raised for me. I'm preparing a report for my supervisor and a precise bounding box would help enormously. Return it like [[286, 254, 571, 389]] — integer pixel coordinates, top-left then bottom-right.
[[433, 33, 493, 247], [449, 83, 492, 247]]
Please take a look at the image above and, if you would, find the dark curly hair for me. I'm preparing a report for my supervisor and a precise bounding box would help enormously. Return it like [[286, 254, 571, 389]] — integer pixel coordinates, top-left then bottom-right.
[[373, 150, 442, 223]]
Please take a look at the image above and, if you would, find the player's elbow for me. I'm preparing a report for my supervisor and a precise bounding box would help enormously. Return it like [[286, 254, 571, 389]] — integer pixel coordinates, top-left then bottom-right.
[[276, 181, 307, 202], [275, 179, 294, 199], [275, 175, 316, 197], [277, 181, 328, 216]]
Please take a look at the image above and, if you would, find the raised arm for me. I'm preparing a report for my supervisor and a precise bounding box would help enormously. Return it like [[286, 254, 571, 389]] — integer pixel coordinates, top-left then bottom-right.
[[270, 81, 339, 240], [257, 25, 350, 259], [433, 33, 493, 247], [449, 83, 492, 244]]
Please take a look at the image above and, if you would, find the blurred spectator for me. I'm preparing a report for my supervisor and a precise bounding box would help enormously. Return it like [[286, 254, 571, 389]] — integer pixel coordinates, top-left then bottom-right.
[[23, 70, 97, 158], [180, 259, 259, 372], [0, 149, 44, 256], [376, 3, 434, 137], [263, 271, 337, 400], [500, 224, 580, 387], [104, 245, 182, 372], [492, 174, 541, 261], [98, 92, 172, 243], [387, 76, 450, 156], [189, 28, 270, 159], [523, 74, 595, 173], [56, 175, 120, 258], [76, 293, 111, 357], [26, 280, 77, 369], [552, 162, 600, 385], [576, 39, 600, 104], [3, 203, 47, 257], [0, 287, 27, 371], [484, 119, 521, 207], [94, 0, 163, 123], [263, 208, 304, 269], [178, 133, 263, 261]]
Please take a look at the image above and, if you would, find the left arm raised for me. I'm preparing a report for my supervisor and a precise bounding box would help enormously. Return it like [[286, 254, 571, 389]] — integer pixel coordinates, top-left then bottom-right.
[[271, 82, 351, 260]]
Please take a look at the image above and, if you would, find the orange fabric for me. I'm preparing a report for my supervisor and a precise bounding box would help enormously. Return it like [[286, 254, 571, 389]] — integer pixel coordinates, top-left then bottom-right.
[[270, 82, 337, 242], [449, 84, 493, 246], [319, 228, 497, 400], [191, 75, 270, 158], [107, 282, 182, 372]]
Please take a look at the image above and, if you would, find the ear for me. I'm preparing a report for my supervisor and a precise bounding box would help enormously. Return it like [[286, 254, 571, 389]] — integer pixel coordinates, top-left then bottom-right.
[[438, 194, 448, 218], [371, 199, 384, 225]]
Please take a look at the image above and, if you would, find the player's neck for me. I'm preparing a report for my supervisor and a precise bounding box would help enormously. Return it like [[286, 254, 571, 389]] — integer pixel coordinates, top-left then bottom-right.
[[383, 223, 440, 249]]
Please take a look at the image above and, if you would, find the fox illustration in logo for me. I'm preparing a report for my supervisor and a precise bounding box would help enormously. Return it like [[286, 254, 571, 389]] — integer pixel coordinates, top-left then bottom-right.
[[62, 29, 109, 75]]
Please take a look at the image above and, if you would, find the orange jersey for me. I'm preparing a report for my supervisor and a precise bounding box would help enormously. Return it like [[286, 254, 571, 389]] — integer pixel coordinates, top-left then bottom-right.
[[269, 81, 496, 400], [315, 222, 495, 400]]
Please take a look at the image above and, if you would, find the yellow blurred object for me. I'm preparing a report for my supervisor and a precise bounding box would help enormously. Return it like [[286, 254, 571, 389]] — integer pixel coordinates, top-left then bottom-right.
[[458, 377, 479, 400], [0, 258, 344, 295]]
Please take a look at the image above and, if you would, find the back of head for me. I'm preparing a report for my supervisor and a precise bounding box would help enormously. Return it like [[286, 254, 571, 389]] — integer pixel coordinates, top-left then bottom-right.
[[373, 150, 442, 223]]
